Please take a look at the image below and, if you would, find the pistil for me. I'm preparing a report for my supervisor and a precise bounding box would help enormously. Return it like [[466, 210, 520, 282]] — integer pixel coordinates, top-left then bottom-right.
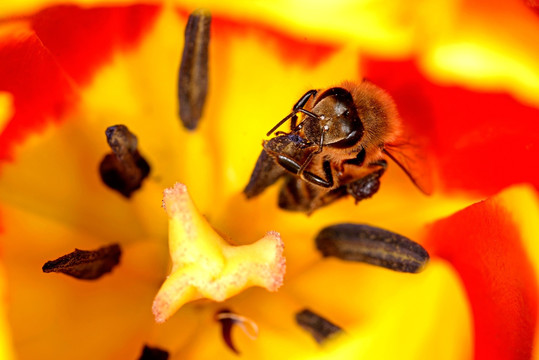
[[152, 183, 286, 323]]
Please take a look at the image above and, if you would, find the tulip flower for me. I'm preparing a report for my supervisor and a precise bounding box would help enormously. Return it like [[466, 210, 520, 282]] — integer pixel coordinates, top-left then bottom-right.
[[0, 1, 538, 360]]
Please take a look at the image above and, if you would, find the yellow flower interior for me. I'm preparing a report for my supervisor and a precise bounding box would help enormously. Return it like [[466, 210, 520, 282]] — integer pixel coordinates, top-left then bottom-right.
[[9, 2, 538, 358]]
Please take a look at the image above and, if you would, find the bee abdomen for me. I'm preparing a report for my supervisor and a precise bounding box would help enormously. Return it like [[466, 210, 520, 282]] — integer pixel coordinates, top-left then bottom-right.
[[278, 176, 318, 212]]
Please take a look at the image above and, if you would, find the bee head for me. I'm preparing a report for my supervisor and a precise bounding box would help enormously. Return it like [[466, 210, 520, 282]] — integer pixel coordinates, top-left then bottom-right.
[[302, 87, 364, 148]]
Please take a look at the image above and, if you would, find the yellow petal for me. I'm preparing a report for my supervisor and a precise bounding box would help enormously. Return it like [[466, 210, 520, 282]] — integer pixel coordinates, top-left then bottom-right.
[[288, 260, 472, 360], [492, 185, 539, 359], [0, 202, 165, 359], [152, 183, 286, 323], [0, 92, 13, 135], [0, 265, 15, 360]]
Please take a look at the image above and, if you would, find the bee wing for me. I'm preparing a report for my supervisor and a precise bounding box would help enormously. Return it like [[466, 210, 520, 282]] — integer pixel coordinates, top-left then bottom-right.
[[383, 140, 434, 195], [243, 148, 286, 198]]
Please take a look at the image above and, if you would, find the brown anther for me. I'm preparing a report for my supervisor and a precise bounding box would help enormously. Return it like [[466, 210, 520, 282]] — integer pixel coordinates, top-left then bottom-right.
[[178, 9, 211, 130], [42, 244, 121, 280], [215, 308, 259, 354], [295, 308, 343, 344], [99, 125, 150, 198], [315, 223, 429, 273], [138, 345, 169, 360]]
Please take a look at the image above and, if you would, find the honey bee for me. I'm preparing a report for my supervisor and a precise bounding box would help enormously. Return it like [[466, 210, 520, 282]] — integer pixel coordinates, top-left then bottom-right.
[[244, 80, 432, 214]]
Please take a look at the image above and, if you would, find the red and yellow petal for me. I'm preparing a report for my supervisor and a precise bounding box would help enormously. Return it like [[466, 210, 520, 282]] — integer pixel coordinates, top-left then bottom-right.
[[364, 58, 539, 197], [0, 23, 78, 163], [0, 202, 169, 359], [425, 185, 539, 360], [0, 262, 15, 360], [0, 4, 161, 164], [424, 0, 539, 105], [0, 2, 538, 360]]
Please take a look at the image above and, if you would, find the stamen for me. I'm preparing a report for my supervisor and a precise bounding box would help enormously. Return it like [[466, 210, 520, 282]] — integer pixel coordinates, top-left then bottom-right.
[[178, 9, 211, 130], [99, 125, 150, 198], [315, 224, 429, 273], [138, 345, 169, 360], [295, 309, 343, 344], [216, 309, 259, 354], [42, 244, 121, 280]]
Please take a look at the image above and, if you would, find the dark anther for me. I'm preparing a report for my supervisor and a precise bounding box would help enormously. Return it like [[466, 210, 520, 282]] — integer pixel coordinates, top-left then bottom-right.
[[138, 345, 169, 360], [295, 309, 343, 344], [243, 149, 286, 199], [215, 308, 258, 354], [178, 9, 211, 130], [315, 223, 430, 273], [99, 125, 150, 198], [42, 244, 121, 280]]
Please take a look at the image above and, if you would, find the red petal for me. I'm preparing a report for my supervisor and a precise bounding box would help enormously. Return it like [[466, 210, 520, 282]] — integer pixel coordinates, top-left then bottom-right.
[[30, 4, 161, 86], [424, 194, 538, 360], [0, 28, 78, 163], [183, 8, 339, 68], [363, 58, 539, 196], [0, 4, 161, 164]]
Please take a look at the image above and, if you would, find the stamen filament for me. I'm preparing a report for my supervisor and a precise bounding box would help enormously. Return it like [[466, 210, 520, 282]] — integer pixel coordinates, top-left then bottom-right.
[[216, 312, 259, 340], [216, 309, 259, 354]]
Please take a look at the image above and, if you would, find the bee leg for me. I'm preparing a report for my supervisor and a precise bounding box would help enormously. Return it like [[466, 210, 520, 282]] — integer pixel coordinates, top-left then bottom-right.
[[273, 153, 333, 188], [301, 159, 334, 188], [292, 89, 318, 110], [278, 170, 335, 214], [346, 160, 387, 203], [267, 90, 317, 136], [291, 89, 318, 128], [297, 128, 333, 187], [343, 148, 366, 167], [290, 115, 299, 130], [369, 159, 388, 170]]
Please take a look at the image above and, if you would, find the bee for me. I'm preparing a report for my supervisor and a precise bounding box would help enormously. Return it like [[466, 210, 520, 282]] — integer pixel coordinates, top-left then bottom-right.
[[243, 80, 432, 214]]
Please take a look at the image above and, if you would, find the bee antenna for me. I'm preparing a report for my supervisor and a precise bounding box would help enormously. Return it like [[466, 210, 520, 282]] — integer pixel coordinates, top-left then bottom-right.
[[267, 89, 318, 137], [266, 113, 295, 137]]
